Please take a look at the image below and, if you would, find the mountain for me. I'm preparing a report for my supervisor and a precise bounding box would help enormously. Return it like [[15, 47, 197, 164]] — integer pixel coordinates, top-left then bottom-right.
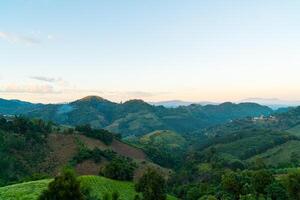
[[150, 100, 218, 108], [0, 96, 273, 136], [0, 98, 42, 115], [239, 98, 300, 109]]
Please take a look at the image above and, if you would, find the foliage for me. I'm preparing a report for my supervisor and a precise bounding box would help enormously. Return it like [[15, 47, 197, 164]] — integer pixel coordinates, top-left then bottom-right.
[[135, 168, 167, 200], [101, 157, 137, 181], [0, 175, 177, 200], [70, 147, 103, 165], [0, 116, 51, 186], [75, 124, 114, 145], [38, 168, 84, 200], [0, 97, 274, 136], [265, 181, 288, 200], [286, 170, 300, 200], [127, 130, 187, 168]]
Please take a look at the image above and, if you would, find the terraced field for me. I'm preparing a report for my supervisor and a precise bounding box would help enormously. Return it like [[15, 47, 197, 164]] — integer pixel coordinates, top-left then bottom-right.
[[0, 179, 51, 200], [0, 176, 177, 200]]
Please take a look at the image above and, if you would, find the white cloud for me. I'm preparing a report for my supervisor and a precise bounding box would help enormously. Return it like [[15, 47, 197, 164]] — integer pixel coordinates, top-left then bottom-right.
[[0, 83, 59, 94], [30, 76, 56, 82], [0, 31, 41, 45], [47, 34, 54, 40]]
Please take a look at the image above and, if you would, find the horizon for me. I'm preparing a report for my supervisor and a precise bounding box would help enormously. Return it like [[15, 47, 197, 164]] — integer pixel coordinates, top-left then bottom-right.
[[1, 1, 300, 103], [1, 95, 300, 107]]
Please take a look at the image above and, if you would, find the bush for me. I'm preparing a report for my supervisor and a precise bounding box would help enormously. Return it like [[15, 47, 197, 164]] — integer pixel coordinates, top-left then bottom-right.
[[38, 168, 84, 200], [101, 157, 136, 181], [75, 125, 114, 145], [135, 168, 166, 200]]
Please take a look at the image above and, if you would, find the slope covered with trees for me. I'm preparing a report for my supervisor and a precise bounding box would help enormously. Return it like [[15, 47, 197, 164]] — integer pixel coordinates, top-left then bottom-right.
[[0, 96, 273, 136]]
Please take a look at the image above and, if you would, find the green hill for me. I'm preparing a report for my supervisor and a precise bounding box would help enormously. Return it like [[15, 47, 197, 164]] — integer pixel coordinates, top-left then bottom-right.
[[247, 140, 300, 167], [287, 124, 300, 136], [126, 130, 188, 168], [0, 96, 273, 136], [139, 130, 188, 151], [0, 176, 177, 200], [0, 116, 165, 186]]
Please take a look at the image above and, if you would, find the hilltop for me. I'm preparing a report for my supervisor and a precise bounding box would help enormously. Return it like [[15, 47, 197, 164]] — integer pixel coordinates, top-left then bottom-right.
[[0, 96, 273, 136]]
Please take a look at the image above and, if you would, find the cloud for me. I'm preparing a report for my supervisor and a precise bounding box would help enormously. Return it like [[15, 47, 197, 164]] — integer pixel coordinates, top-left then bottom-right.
[[125, 91, 157, 98], [47, 34, 54, 40], [0, 31, 41, 45], [30, 76, 56, 83], [0, 83, 60, 94]]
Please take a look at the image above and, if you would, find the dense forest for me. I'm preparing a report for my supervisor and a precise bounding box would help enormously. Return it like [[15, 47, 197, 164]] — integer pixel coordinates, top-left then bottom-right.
[[1, 99, 300, 199]]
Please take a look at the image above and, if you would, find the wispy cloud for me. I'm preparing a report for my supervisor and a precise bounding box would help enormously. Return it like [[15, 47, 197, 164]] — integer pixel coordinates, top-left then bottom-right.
[[30, 76, 56, 83], [0, 31, 41, 45], [0, 83, 60, 94], [123, 91, 157, 98]]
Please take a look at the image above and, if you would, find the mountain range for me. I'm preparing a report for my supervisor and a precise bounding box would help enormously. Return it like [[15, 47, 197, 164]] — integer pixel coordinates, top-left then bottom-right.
[[0, 96, 273, 136], [151, 98, 300, 109]]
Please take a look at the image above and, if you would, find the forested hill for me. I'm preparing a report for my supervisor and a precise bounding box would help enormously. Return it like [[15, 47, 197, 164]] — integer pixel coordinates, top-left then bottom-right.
[[0, 96, 273, 136]]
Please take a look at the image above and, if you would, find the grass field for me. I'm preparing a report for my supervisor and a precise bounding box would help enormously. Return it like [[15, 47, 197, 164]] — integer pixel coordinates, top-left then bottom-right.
[[0, 179, 51, 200], [0, 176, 177, 200]]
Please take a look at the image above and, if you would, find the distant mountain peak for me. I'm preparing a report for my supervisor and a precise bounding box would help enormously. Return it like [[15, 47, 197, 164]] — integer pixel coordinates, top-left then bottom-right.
[[123, 99, 148, 105], [76, 96, 109, 102]]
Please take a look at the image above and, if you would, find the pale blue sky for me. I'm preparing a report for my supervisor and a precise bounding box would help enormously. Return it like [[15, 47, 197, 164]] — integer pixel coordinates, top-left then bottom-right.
[[1, 0, 300, 103]]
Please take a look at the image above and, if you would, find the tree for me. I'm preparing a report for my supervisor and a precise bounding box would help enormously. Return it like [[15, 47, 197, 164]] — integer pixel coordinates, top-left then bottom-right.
[[135, 168, 166, 200], [252, 170, 274, 197], [101, 157, 136, 181], [38, 168, 84, 200], [112, 191, 120, 200], [221, 171, 243, 199], [286, 170, 300, 200], [265, 181, 287, 200], [198, 195, 217, 200], [291, 152, 300, 166], [186, 186, 202, 200]]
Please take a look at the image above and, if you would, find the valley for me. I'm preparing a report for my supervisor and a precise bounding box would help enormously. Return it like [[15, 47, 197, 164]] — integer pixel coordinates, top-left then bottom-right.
[[1, 97, 300, 199]]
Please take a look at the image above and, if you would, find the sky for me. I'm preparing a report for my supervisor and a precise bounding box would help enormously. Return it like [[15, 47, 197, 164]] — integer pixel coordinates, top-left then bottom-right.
[[1, 0, 300, 103]]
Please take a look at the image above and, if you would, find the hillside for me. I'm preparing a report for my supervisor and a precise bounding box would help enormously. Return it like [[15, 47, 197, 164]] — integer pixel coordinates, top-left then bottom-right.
[[0, 98, 42, 115], [180, 106, 300, 171], [0, 96, 273, 136], [0, 116, 169, 186], [0, 175, 177, 200], [126, 130, 188, 168]]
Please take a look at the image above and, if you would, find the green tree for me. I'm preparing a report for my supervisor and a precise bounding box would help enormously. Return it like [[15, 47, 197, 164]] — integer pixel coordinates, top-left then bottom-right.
[[291, 152, 300, 166], [286, 170, 300, 200], [38, 168, 84, 200], [186, 186, 202, 200], [135, 168, 166, 200], [221, 171, 243, 199], [198, 195, 217, 200], [112, 191, 119, 200], [265, 181, 287, 200], [101, 157, 136, 181], [103, 193, 110, 200], [252, 170, 274, 197]]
